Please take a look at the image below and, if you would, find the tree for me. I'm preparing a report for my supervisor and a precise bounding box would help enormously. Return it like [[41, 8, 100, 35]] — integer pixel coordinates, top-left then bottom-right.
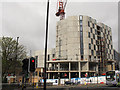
[[1, 37, 27, 79]]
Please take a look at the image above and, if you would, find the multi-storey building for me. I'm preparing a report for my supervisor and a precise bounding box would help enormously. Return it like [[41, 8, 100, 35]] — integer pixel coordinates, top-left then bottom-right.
[[47, 15, 115, 79], [33, 49, 55, 79], [113, 49, 120, 70]]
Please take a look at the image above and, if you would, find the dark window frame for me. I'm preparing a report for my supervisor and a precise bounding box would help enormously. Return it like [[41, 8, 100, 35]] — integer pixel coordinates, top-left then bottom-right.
[[88, 21, 90, 27]]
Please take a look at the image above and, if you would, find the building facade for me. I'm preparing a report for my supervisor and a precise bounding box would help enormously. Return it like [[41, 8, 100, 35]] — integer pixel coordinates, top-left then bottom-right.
[[113, 49, 120, 70], [47, 15, 115, 79], [33, 49, 55, 79]]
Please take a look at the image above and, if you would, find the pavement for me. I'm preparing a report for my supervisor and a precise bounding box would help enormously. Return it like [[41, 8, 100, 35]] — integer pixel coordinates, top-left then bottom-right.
[[2, 83, 120, 90]]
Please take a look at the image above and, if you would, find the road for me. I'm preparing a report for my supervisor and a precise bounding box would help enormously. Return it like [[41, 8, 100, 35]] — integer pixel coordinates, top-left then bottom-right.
[[2, 83, 120, 90]]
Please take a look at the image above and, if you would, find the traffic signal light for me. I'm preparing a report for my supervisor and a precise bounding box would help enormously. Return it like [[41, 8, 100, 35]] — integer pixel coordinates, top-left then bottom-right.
[[22, 58, 29, 73], [30, 57, 36, 72]]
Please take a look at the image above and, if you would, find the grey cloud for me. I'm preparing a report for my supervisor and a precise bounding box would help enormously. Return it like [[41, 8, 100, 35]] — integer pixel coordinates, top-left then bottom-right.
[[2, 1, 118, 54]]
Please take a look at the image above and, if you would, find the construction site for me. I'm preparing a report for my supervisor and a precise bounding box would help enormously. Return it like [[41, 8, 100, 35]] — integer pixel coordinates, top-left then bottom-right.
[[46, 0, 115, 80], [33, 0, 116, 81]]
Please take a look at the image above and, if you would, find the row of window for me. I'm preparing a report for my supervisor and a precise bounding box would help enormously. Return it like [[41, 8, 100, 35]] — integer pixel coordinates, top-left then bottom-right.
[[89, 29, 112, 41], [106, 35, 112, 41], [89, 55, 98, 61], [35, 71, 44, 77], [88, 35, 112, 47], [89, 55, 113, 61], [48, 54, 55, 61], [88, 22, 112, 41], [88, 32, 100, 40], [89, 43, 96, 50], [88, 21, 95, 28], [80, 16, 84, 56]]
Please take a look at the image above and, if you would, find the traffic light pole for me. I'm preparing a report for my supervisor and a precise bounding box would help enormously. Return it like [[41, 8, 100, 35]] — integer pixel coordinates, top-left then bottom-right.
[[22, 74, 24, 90], [44, 0, 49, 90], [33, 72, 34, 89]]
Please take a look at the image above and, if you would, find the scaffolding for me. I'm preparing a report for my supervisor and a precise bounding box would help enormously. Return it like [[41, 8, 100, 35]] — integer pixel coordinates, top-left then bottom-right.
[[97, 26, 107, 75]]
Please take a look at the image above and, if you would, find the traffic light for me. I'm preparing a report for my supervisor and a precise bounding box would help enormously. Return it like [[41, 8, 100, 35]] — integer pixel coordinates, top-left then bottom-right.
[[22, 58, 29, 73], [30, 57, 36, 72]]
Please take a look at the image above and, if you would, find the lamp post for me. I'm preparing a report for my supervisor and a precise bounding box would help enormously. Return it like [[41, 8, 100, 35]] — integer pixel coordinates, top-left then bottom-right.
[[44, 0, 49, 90]]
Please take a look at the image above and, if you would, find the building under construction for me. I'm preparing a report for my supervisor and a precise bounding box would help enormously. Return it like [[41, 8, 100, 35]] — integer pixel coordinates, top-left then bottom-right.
[[46, 15, 115, 79]]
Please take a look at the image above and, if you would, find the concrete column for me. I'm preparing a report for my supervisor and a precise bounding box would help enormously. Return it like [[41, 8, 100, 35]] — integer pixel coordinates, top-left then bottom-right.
[[112, 62, 115, 70], [53, 75, 55, 79], [58, 63, 61, 85], [69, 62, 71, 80], [69, 72, 71, 80], [48, 73, 50, 79], [69, 62, 71, 71], [58, 63, 60, 71], [58, 72, 60, 85], [79, 61, 81, 78]]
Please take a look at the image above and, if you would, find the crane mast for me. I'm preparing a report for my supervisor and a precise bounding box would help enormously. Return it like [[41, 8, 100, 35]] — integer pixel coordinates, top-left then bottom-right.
[[56, 0, 67, 20]]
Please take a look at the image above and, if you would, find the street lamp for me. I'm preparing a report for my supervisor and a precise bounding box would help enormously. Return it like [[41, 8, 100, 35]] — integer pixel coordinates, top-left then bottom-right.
[[44, 0, 49, 90]]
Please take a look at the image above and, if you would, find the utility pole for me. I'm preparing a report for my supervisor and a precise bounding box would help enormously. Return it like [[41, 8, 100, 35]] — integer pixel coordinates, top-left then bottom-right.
[[44, 0, 49, 90]]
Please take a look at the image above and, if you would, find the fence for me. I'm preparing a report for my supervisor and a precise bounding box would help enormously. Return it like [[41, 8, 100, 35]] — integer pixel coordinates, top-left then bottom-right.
[[40, 76, 106, 85]]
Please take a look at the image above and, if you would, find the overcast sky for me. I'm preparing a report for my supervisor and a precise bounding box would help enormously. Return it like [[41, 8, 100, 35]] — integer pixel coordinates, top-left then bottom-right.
[[1, 0, 119, 55]]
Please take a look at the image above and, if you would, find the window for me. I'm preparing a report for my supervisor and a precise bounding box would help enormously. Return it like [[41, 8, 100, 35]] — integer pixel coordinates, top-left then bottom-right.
[[111, 45, 113, 49], [80, 32, 83, 38], [81, 55, 83, 60], [89, 43, 91, 49], [108, 44, 109, 49], [94, 45, 96, 50], [105, 29, 106, 34], [106, 49, 108, 53], [48, 54, 50, 61], [107, 35, 108, 39], [88, 32, 90, 38], [96, 41, 99, 45], [89, 55, 91, 61], [80, 15, 83, 20], [88, 21, 90, 27], [80, 26, 83, 31], [80, 26, 84, 55], [91, 39, 93, 44], [39, 72, 41, 77], [52, 54, 55, 58], [95, 29, 97, 34], [91, 50, 94, 55], [93, 34, 95, 39], [80, 48, 84, 55], [90, 28, 92, 33], [110, 36, 112, 40], [80, 20, 82, 25], [94, 56, 96, 60], [109, 40, 111, 44], [93, 23, 94, 28]]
